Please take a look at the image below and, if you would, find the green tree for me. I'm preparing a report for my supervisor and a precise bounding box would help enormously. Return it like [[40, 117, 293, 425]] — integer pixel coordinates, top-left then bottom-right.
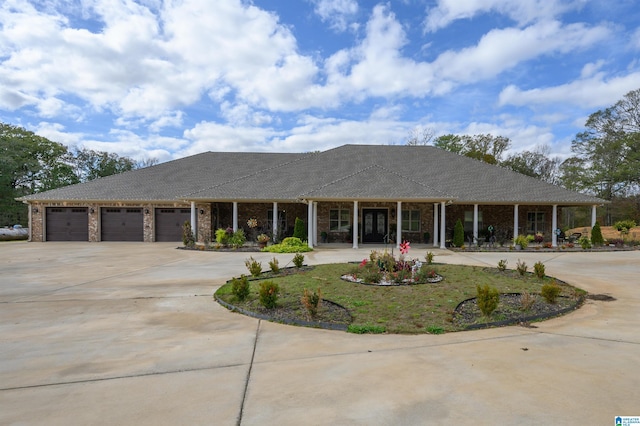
[[72, 148, 137, 182], [591, 222, 604, 246], [292, 217, 307, 241], [453, 219, 465, 247], [502, 145, 561, 184], [433, 134, 511, 164]]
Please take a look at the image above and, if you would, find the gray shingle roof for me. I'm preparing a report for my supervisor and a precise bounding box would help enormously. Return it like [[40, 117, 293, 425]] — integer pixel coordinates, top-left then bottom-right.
[[20, 144, 606, 206]]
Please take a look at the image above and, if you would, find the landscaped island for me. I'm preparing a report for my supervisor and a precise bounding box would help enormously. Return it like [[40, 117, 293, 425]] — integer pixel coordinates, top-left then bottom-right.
[[214, 250, 585, 334]]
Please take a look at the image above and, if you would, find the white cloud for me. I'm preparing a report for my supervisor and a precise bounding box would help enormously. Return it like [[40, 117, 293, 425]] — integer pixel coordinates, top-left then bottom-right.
[[499, 71, 640, 108], [312, 0, 358, 32], [423, 0, 582, 33]]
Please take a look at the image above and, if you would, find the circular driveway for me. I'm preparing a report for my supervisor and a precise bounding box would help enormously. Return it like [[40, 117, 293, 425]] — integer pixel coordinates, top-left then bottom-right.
[[1, 242, 638, 425]]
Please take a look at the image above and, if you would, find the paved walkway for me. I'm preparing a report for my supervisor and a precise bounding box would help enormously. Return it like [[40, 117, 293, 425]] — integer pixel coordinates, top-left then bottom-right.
[[1, 242, 638, 425]]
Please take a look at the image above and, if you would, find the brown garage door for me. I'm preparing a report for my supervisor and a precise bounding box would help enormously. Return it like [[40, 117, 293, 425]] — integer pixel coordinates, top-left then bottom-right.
[[46, 207, 89, 241], [155, 208, 191, 242], [101, 208, 143, 241]]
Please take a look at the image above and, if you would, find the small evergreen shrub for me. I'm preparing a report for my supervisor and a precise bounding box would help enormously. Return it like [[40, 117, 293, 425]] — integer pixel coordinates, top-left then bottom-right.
[[245, 256, 262, 277], [476, 284, 500, 317], [182, 221, 195, 247], [516, 259, 528, 276], [591, 222, 604, 246], [425, 251, 434, 265], [268, 257, 280, 274], [453, 219, 464, 247], [533, 261, 545, 279], [301, 287, 322, 317], [578, 235, 591, 250], [229, 229, 246, 248], [497, 259, 507, 272], [292, 253, 304, 268], [231, 275, 250, 301], [215, 228, 229, 245], [292, 217, 307, 241], [541, 280, 562, 304], [259, 281, 279, 309]]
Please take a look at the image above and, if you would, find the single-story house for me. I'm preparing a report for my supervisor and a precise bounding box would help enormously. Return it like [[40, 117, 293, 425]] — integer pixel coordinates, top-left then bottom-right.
[[18, 144, 605, 248]]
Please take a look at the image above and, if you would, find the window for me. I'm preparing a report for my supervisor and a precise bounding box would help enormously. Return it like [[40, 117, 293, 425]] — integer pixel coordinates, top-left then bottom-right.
[[527, 212, 545, 234], [464, 210, 483, 232], [329, 209, 350, 232], [401, 210, 420, 232]]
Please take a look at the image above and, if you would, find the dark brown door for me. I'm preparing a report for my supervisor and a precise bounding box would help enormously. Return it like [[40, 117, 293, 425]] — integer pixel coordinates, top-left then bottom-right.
[[362, 209, 387, 243], [101, 208, 143, 241], [155, 208, 191, 242], [46, 207, 88, 241]]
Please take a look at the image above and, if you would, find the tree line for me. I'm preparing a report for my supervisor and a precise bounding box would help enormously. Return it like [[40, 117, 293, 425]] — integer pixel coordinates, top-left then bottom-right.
[[0, 123, 156, 226], [407, 88, 640, 226]]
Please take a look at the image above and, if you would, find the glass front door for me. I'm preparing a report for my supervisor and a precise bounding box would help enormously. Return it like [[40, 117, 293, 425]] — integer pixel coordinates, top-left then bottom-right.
[[362, 209, 388, 243]]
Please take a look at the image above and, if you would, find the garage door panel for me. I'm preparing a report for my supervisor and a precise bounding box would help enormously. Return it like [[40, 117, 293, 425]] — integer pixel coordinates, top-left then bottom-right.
[[155, 208, 191, 242], [101, 208, 143, 241], [46, 208, 88, 241]]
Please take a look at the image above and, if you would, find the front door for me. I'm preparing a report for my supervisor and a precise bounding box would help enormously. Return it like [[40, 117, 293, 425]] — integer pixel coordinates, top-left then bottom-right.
[[362, 209, 388, 243]]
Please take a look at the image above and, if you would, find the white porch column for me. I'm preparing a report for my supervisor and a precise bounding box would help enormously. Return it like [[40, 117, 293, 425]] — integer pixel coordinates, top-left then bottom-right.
[[433, 203, 439, 247], [190, 201, 197, 239], [552, 204, 558, 247], [352, 201, 359, 249], [591, 205, 597, 227], [396, 201, 402, 248], [513, 204, 519, 240], [473, 204, 479, 243], [232, 202, 238, 232], [313, 202, 318, 245], [307, 200, 314, 248], [272, 202, 278, 243], [440, 201, 446, 249]]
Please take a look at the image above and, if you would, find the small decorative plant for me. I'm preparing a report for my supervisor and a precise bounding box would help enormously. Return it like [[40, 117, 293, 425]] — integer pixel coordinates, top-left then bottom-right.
[[476, 284, 500, 317], [425, 251, 434, 265], [301, 287, 322, 317], [245, 256, 262, 277], [516, 259, 528, 276], [257, 233, 270, 243], [533, 261, 545, 279], [513, 234, 534, 249], [519, 290, 535, 311], [541, 280, 562, 304], [497, 259, 507, 272], [231, 275, 250, 301], [534, 232, 544, 243], [182, 221, 195, 247], [292, 253, 304, 268], [215, 228, 229, 246], [268, 257, 280, 274], [259, 281, 279, 309], [578, 235, 592, 250], [229, 229, 246, 249]]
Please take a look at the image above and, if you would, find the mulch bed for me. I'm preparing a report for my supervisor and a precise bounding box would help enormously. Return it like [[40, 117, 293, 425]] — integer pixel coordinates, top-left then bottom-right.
[[453, 293, 584, 329]]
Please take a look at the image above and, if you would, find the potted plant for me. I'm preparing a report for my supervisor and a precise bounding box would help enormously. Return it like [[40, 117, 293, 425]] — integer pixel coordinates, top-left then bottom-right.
[[320, 231, 328, 243], [513, 234, 534, 250], [257, 233, 270, 248]]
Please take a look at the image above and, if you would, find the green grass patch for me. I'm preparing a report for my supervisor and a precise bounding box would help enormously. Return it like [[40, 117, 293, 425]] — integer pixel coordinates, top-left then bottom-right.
[[215, 263, 582, 334]]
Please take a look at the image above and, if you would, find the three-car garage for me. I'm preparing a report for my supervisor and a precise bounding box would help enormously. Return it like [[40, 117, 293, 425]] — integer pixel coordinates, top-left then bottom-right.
[[43, 206, 191, 242]]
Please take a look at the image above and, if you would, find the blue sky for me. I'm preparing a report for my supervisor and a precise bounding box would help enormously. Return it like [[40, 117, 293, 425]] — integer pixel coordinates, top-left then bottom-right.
[[1, 0, 639, 163]]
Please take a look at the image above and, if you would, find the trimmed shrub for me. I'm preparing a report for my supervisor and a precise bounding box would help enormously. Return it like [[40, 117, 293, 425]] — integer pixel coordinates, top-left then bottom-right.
[[497, 259, 507, 272], [453, 219, 464, 247], [182, 221, 195, 247], [541, 280, 562, 304], [259, 281, 279, 309], [262, 237, 313, 253], [292, 253, 305, 268], [231, 275, 250, 301], [516, 259, 528, 276], [533, 261, 545, 279], [476, 284, 500, 317], [425, 251, 434, 265], [229, 229, 246, 248], [613, 219, 636, 234], [215, 228, 229, 245], [292, 217, 307, 241], [591, 222, 604, 246], [301, 287, 322, 317], [268, 257, 280, 274], [245, 256, 262, 277]]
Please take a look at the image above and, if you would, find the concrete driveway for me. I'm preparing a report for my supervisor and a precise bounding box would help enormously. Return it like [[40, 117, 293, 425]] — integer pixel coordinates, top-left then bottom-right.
[[1, 242, 638, 425]]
